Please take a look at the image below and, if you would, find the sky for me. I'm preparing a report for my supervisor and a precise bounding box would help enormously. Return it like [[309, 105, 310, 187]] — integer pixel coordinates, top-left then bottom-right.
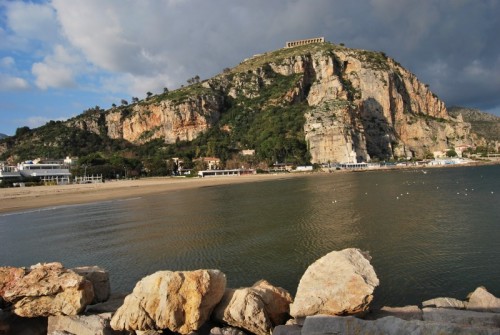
[[0, 0, 499, 136]]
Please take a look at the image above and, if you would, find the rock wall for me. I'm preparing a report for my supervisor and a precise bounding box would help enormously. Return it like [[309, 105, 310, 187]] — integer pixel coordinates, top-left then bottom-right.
[[266, 47, 473, 163], [64, 43, 475, 162]]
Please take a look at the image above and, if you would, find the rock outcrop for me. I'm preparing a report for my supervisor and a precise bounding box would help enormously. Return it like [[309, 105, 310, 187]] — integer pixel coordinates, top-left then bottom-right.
[[467, 287, 500, 313], [72, 266, 111, 304], [51, 42, 478, 165], [0, 262, 94, 317], [290, 248, 379, 318], [110, 269, 226, 333], [213, 280, 293, 335], [288, 314, 500, 335], [48, 313, 122, 335], [422, 297, 467, 310]]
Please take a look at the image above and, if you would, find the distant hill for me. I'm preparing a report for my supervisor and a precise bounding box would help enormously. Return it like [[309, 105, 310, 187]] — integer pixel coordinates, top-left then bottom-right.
[[0, 42, 482, 170], [448, 107, 500, 142], [0, 133, 8, 140]]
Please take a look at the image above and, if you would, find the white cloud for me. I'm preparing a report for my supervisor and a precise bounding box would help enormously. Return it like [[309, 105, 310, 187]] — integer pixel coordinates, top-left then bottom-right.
[[31, 45, 81, 89], [4, 1, 59, 43], [0, 57, 15, 68], [0, 74, 30, 90]]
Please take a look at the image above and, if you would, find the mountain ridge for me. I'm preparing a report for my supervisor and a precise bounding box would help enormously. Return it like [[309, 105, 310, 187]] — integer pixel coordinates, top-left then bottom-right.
[[0, 42, 488, 168]]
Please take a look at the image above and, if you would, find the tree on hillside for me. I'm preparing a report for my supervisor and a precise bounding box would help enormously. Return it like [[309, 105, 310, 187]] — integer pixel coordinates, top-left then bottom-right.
[[146, 92, 153, 99], [132, 97, 139, 103], [121, 99, 128, 106], [15, 126, 31, 137], [163, 87, 169, 93]]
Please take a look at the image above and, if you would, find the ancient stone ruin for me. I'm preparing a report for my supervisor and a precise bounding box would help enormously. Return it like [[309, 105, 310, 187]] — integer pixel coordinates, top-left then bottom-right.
[[285, 37, 325, 48]]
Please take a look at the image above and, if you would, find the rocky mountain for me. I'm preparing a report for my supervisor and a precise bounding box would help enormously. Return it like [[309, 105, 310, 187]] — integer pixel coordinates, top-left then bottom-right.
[[0, 133, 7, 140], [448, 107, 500, 143], [0, 42, 482, 165]]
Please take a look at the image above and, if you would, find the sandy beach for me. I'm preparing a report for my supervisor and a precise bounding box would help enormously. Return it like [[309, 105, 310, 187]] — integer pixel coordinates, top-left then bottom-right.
[[0, 174, 303, 214]]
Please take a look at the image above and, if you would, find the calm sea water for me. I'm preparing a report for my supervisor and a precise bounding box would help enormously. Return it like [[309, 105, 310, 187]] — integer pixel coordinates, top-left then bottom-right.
[[0, 165, 499, 307]]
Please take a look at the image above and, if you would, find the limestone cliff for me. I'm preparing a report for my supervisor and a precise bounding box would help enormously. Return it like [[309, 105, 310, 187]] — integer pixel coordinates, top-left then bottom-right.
[[60, 42, 476, 163], [67, 92, 223, 145]]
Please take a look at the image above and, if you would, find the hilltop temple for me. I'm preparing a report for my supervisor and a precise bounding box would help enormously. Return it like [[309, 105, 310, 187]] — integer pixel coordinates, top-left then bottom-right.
[[285, 37, 325, 48]]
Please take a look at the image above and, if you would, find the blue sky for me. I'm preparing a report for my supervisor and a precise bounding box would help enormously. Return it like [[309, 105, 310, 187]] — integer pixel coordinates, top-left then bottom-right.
[[1, 0, 499, 136]]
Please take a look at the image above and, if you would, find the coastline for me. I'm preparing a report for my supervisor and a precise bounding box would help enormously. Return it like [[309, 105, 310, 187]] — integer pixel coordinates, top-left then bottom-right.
[[1, 160, 497, 215], [0, 173, 304, 214]]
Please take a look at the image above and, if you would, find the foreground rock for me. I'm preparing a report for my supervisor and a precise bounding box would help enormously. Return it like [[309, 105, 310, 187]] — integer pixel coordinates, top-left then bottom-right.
[[213, 280, 293, 335], [73, 266, 111, 304], [423, 307, 500, 329], [289, 314, 500, 335], [422, 297, 467, 309], [468, 287, 500, 313], [110, 269, 226, 333], [0, 262, 94, 317], [48, 313, 126, 335], [290, 248, 379, 317]]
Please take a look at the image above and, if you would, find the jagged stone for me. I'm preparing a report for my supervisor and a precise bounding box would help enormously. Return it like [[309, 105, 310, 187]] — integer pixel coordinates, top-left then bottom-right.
[[423, 307, 500, 328], [110, 269, 226, 333], [290, 248, 379, 317], [467, 287, 500, 313], [422, 297, 467, 309], [0, 266, 25, 298], [212, 280, 293, 335], [369, 305, 422, 321], [73, 266, 111, 304], [1, 262, 94, 317], [301, 314, 500, 335], [48, 313, 125, 335]]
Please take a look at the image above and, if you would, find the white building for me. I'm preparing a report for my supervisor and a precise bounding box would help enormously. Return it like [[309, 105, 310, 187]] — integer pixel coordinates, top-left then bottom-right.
[[18, 162, 72, 184]]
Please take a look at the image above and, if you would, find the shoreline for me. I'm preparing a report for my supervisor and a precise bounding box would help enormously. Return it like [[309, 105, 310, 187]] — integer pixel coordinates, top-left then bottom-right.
[[0, 173, 304, 214], [1, 160, 498, 214]]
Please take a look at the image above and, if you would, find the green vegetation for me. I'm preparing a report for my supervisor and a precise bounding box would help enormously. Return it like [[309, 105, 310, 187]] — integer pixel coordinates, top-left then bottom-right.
[[0, 121, 131, 162]]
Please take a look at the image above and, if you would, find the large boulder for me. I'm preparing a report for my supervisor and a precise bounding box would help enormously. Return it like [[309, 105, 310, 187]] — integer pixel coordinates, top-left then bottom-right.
[[110, 269, 226, 333], [467, 287, 500, 313], [290, 248, 379, 317], [213, 280, 293, 335], [1, 262, 94, 317], [72, 266, 111, 304]]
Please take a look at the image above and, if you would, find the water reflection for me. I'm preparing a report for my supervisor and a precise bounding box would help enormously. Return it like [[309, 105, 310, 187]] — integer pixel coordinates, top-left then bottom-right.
[[0, 166, 498, 306]]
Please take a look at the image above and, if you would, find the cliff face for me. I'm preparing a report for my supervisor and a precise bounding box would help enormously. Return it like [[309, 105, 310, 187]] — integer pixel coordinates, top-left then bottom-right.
[[63, 42, 476, 163], [262, 47, 472, 162], [67, 93, 223, 145]]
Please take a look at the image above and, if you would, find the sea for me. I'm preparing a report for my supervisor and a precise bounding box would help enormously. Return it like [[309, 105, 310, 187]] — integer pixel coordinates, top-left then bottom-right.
[[0, 165, 499, 308]]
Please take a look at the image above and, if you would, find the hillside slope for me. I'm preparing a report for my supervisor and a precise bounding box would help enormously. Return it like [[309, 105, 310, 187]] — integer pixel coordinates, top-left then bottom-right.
[[448, 107, 500, 143], [0, 42, 481, 165]]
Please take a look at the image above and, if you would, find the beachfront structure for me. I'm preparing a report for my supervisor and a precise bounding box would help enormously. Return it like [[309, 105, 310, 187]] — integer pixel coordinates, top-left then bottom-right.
[[0, 164, 21, 183], [198, 169, 256, 178], [337, 162, 369, 170], [18, 162, 71, 184]]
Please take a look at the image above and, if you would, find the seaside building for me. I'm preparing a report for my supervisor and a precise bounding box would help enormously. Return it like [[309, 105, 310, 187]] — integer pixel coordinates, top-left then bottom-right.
[[197, 169, 256, 178], [17, 162, 72, 185]]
